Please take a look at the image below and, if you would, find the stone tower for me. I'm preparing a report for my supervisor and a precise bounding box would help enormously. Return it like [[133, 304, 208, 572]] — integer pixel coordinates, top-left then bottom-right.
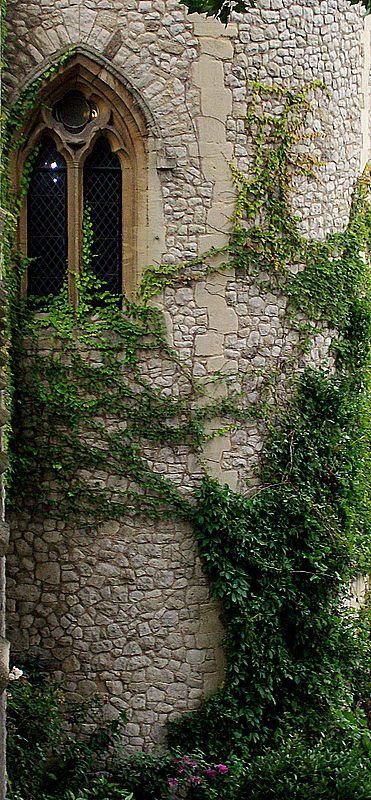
[[4, 0, 370, 750]]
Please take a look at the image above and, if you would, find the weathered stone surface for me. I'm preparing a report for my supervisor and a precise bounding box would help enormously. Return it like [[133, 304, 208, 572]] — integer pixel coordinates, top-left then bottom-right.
[[4, 0, 366, 754], [35, 562, 61, 584], [8, 510, 226, 750]]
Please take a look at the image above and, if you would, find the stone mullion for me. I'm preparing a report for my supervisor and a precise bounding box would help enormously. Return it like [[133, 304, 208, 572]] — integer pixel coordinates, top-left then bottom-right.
[[68, 158, 83, 308]]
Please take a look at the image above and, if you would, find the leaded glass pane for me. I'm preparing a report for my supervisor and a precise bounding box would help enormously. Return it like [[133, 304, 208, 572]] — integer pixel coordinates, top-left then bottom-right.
[[84, 137, 122, 296], [27, 136, 68, 297]]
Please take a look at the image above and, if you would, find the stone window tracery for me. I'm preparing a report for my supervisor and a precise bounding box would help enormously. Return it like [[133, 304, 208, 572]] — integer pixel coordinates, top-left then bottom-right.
[[14, 58, 149, 304]]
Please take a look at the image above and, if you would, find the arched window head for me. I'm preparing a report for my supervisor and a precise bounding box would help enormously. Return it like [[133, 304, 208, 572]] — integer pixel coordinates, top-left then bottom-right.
[[27, 136, 67, 298], [14, 53, 150, 305]]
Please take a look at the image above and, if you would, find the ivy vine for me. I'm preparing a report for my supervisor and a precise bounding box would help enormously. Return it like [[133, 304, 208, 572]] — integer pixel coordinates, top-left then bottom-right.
[[2, 66, 370, 768]]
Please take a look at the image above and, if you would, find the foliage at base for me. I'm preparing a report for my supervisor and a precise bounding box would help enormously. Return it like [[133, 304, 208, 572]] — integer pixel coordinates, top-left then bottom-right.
[[6, 666, 128, 800], [7, 667, 371, 800]]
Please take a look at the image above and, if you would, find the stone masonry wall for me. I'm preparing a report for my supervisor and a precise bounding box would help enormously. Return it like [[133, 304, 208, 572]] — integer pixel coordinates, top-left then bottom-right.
[[8, 513, 225, 750], [5, 0, 366, 256], [6, 269, 335, 749], [5, 0, 367, 748]]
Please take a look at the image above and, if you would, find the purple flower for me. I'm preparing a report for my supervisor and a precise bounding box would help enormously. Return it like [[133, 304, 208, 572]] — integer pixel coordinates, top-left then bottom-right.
[[215, 764, 228, 774], [168, 778, 178, 787], [190, 776, 202, 785], [203, 768, 217, 780]]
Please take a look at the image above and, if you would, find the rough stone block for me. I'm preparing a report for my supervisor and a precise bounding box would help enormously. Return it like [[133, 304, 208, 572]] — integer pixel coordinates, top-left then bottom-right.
[[35, 562, 61, 584]]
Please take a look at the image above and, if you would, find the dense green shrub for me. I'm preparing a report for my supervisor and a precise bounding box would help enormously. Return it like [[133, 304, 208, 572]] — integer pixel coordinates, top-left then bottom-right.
[[237, 734, 371, 800], [10, 782, 133, 800], [110, 728, 371, 800], [63, 778, 133, 800], [110, 751, 175, 800], [6, 666, 127, 800]]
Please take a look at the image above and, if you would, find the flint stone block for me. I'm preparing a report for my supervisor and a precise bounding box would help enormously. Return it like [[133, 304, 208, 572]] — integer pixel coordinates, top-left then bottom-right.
[[35, 562, 61, 584]]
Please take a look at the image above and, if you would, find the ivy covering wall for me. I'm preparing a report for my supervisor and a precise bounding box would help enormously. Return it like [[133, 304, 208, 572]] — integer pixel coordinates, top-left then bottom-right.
[[2, 52, 371, 799]]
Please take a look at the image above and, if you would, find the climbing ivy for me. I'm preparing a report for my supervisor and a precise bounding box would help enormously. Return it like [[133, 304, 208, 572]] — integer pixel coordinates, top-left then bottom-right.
[[163, 83, 371, 759], [5, 213, 246, 521], [2, 69, 370, 778]]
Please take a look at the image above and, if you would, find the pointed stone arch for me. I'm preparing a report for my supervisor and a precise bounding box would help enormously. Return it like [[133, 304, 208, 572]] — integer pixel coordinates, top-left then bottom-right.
[[10, 47, 166, 299], [7, 45, 161, 141]]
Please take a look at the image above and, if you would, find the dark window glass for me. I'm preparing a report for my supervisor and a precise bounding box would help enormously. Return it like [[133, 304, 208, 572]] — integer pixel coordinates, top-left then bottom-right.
[[27, 137, 68, 297], [84, 137, 122, 295]]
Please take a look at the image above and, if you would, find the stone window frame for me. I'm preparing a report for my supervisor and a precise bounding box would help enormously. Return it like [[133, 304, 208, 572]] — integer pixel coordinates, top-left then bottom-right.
[[12, 54, 151, 305]]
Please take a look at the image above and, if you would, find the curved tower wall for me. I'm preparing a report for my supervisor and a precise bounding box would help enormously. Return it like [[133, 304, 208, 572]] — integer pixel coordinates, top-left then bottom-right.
[[5, 0, 369, 749]]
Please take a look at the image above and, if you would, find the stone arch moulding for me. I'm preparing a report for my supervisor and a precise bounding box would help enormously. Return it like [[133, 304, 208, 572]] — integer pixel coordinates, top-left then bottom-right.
[[9, 46, 162, 139], [11, 47, 168, 300]]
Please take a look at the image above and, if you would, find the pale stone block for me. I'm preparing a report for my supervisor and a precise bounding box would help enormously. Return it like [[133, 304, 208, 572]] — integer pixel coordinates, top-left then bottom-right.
[[200, 37, 234, 59], [203, 433, 231, 465], [78, 8, 97, 37], [195, 287, 209, 307], [209, 464, 239, 491], [27, 43, 44, 64], [96, 11, 119, 30], [195, 333, 223, 356], [61, 7, 80, 36], [208, 355, 226, 372], [195, 115, 227, 146], [89, 27, 112, 50], [204, 269, 234, 292], [199, 232, 229, 251], [202, 295, 238, 334], [32, 29, 56, 55], [207, 203, 235, 233], [193, 55, 232, 120]]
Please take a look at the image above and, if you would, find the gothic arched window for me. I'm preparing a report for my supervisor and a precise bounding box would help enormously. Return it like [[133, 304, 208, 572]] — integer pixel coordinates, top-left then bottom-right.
[[15, 58, 149, 305], [25, 92, 125, 302]]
